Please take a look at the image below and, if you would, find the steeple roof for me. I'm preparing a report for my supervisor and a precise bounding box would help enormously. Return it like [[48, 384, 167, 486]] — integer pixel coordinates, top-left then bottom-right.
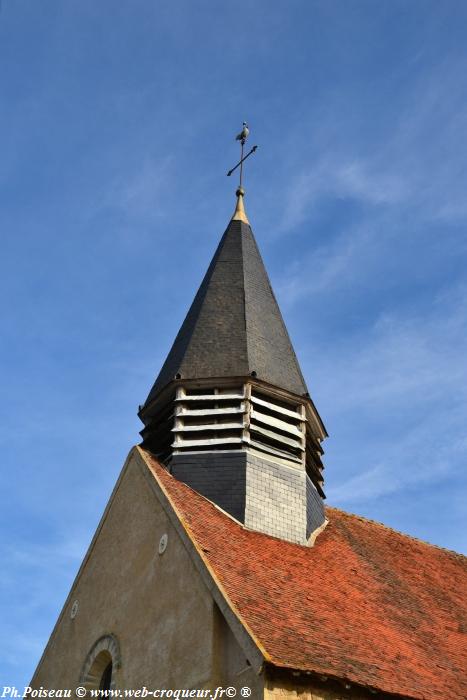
[[144, 197, 308, 406]]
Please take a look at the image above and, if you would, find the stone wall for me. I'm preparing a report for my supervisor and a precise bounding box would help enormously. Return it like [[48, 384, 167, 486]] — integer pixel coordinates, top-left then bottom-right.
[[265, 674, 396, 700], [30, 451, 261, 695]]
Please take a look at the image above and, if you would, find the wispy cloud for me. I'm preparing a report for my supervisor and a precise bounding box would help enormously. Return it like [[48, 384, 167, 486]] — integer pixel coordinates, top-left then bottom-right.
[[313, 285, 467, 505], [276, 55, 467, 236], [328, 464, 403, 504], [280, 158, 408, 232], [327, 428, 464, 505], [319, 285, 467, 410], [276, 219, 376, 302]]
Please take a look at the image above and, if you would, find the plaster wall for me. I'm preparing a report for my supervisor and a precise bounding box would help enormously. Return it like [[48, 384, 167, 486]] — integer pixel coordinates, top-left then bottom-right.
[[30, 451, 261, 695], [211, 604, 259, 690]]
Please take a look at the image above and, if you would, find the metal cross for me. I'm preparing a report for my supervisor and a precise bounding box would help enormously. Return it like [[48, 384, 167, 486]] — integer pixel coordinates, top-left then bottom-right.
[[227, 122, 258, 189]]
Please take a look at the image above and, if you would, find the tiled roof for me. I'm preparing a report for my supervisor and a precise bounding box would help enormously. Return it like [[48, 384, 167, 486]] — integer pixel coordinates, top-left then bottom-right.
[[141, 450, 467, 700]]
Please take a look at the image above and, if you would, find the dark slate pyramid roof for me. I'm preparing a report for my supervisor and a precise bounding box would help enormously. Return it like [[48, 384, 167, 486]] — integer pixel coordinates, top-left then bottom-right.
[[144, 210, 308, 405]]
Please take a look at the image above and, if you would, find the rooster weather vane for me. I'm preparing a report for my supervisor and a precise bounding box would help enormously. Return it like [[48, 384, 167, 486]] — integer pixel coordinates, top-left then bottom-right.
[[227, 122, 258, 192]]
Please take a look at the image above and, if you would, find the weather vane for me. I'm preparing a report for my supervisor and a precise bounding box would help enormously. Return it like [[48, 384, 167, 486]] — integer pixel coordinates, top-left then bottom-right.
[[227, 122, 258, 192]]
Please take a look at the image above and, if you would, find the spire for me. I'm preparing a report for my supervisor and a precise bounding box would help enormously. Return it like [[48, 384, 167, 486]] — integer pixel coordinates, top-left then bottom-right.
[[142, 123, 308, 405], [139, 128, 327, 546], [143, 215, 308, 406]]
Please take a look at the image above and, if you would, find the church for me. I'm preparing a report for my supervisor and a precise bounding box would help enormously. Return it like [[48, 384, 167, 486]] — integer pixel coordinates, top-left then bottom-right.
[[31, 131, 467, 699]]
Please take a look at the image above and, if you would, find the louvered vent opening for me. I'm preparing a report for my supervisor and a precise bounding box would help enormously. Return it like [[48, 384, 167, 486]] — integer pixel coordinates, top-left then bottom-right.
[[140, 396, 175, 463], [173, 386, 246, 452], [305, 424, 325, 497], [249, 389, 305, 466], [142, 382, 325, 496]]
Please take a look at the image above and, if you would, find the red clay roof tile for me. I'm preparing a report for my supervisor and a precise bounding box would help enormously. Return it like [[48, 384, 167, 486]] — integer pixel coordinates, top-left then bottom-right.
[[141, 450, 467, 700]]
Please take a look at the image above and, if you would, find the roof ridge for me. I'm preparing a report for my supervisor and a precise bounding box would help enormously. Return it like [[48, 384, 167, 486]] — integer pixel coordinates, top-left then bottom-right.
[[239, 221, 250, 376], [326, 505, 467, 560], [241, 221, 309, 395]]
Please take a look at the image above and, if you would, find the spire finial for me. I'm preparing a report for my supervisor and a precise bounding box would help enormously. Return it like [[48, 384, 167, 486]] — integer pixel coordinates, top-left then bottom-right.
[[232, 186, 249, 224], [227, 122, 258, 223]]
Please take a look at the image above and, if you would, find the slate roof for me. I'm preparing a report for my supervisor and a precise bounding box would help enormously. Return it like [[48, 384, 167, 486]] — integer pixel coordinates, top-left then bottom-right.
[[144, 218, 308, 405], [141, 449, 467, 700]]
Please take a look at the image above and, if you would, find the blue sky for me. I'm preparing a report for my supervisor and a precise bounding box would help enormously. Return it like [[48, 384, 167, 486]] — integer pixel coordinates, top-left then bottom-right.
[[1, 0, 467, 686]]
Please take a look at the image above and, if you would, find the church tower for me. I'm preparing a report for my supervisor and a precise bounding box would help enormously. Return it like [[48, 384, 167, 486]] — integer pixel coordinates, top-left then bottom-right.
[[31, 128, 466, 698], [139, 129, 327, 545]]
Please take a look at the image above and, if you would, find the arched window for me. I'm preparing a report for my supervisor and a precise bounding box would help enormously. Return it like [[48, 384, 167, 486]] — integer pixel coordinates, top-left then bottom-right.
[[79, 635, 121, 691], [99, 659, 113, 690]]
